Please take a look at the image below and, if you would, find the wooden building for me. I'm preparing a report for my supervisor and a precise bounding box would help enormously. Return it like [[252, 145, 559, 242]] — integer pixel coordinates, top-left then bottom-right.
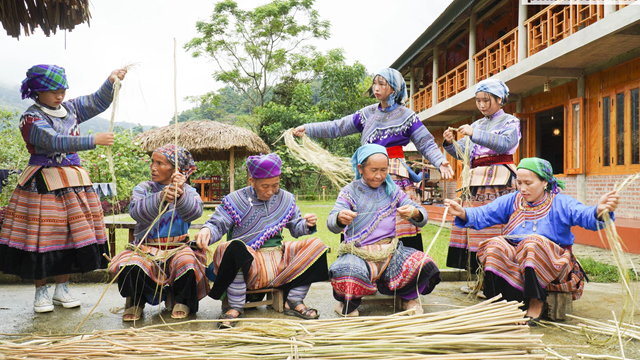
[[390, 0, 640, 252]]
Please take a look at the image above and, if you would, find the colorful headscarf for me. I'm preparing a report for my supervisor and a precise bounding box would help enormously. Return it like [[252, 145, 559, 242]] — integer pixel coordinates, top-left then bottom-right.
[[247, 153, 281, 179], [154, 144, 197, 179], [375, 68, 407, 106], [351, 144, 397, 196], [20, 65, 69, 100], [517, 157, 565, 194], [476, 78, 509, 105]]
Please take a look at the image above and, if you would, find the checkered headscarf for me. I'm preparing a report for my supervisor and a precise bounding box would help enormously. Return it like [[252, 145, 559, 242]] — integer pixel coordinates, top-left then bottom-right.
[[20, 65, 69, 100], [154, 144, 197, 179], [376, 68, 407, 105], [517, 157, 565, 194], [247, 153, 281, 179], [476, 78, 509, 105]]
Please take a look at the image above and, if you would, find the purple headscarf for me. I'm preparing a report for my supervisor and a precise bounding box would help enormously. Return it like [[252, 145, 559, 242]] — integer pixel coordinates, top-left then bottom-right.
[[20, 65, 69, 100], [154, 144, 197, 179], [247, 153, 281, 179]]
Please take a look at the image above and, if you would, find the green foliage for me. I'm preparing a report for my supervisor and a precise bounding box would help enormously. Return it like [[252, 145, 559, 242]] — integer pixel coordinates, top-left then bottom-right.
[[79, 132, 151, 200], [320, 61, 376, 117], [0, 108, 28, 206], [185, 0, 331, 109], [578, 256, 638, 283]]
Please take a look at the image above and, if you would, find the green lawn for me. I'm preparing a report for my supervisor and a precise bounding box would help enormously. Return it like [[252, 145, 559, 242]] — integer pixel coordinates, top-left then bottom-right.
[[109, 200, 451, 268]]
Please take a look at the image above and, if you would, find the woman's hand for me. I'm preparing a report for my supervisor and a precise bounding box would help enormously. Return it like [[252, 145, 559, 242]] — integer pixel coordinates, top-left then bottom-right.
[[303, 213, 318, 227], [338, 209, 358, 226], [439, 160, 454, 179], [397, 205, 420, 221], [596, 190, 620, 217], [170, 172, 186, 188], [194, 228, 211, 251], [109, 68, 128, 84], [162, 183, 184, 202], [458, 124, 474, 137], [444, 199, 467, 221], [443, 128, 455, 144], [292, 126, 306, 137], [95, 132, 115, 146]]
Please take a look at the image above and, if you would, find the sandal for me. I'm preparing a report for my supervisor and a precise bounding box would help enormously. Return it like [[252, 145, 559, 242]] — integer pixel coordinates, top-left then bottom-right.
[[171, 303, 190, 319], [284, 300, 319, 320], [123, 305, 144, 322], [123, 297, 144, 322], [218, 307, 243, 329], [334, 302, 359, 317], [402, 299, 424, 315]]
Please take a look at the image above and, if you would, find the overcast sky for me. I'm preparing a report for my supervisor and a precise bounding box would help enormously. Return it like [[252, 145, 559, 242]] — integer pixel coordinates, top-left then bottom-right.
[[0, 0, 453, 127]]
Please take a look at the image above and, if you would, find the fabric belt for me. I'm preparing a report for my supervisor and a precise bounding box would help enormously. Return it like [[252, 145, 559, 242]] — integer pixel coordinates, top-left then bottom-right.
[[386, 146, 404, 159], [471, 154, 514, 168]]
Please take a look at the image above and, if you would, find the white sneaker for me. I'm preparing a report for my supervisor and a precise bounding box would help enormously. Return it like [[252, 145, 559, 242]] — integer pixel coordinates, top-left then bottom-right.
[[34, 285, 54, 313], [52, 282, 81, 308]]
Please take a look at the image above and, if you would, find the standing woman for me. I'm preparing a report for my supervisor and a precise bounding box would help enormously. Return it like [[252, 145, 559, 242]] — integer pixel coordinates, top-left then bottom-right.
[[0, 65, 127, 312], [443, 79, 521, 273], [293, 68, 454, 251]]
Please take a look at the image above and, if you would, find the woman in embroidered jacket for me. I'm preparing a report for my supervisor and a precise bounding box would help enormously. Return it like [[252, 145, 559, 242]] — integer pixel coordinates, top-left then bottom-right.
[[443, 78, 521, 273], [0, 65, 126, 313], [293, 68, 454, 252], [328, 144, 441, 317], [108, 145, 206, 321], [445, 157, 619, 323], [194, 153, 329, 327]]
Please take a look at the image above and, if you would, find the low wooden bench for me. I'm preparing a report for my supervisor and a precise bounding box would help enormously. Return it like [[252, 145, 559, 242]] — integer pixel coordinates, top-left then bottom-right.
[[221, 288, 285, 313]]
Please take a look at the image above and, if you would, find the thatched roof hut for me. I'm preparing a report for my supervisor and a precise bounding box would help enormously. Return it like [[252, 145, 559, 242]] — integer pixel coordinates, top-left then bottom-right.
[[135, 120, 270, 192], [1, 0, 91, 39]]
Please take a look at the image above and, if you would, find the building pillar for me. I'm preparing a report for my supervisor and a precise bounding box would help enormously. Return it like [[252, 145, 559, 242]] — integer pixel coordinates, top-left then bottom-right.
[[518, 0, 528, 62], [604, 4, 617, 17], [432, 45, 439, 108], [576, 76, 586, 204], [468, 14, 477, 86], [409, 66, 415, 110]]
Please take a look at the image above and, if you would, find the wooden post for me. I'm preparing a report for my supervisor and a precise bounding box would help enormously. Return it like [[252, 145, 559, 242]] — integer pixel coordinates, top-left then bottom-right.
[[296, 194, 299, 203], [229, 147, 235, 193], [322, 186, 326, 201]]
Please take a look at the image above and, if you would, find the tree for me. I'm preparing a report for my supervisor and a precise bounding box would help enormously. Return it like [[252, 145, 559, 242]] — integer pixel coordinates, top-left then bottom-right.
[[184, 0, 331, 110], [0, 108, 27, 207]]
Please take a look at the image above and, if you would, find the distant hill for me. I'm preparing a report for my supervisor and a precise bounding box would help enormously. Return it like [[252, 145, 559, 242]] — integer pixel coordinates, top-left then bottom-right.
[[0, 82, 153, 134]]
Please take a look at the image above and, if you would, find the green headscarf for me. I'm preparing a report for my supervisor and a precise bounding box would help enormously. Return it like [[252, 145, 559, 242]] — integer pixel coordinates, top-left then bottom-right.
[[516, 157, 565, 194]]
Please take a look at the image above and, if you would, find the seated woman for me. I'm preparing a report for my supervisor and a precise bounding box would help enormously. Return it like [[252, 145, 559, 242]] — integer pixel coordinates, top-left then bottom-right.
[[327, 144, 441, 317], [445, 157, 619, 324], [108, 145, 207, 321]]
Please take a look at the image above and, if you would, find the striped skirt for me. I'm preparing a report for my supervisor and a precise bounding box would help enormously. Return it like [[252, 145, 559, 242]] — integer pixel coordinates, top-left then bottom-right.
[[209, 238, 328, 297], [0, 179, 108, 279], [108, 244, 209, 302], [477, 235, 585, 302], [329, 241, 440, 301], [446, 182, 516, 272]]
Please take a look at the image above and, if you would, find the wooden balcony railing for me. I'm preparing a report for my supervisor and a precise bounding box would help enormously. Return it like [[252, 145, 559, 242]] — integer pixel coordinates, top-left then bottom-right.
[[525, 2, 604, 57], [473, 28, 518, 84], [436, 60, 468, 103], [411, 84, 432, 113]]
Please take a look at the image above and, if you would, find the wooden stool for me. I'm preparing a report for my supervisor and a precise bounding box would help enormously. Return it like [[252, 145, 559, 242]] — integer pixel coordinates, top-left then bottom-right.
[[360, 292, 403, 307], [545, 291, 573, 321], [221, 288, 284, 313]]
